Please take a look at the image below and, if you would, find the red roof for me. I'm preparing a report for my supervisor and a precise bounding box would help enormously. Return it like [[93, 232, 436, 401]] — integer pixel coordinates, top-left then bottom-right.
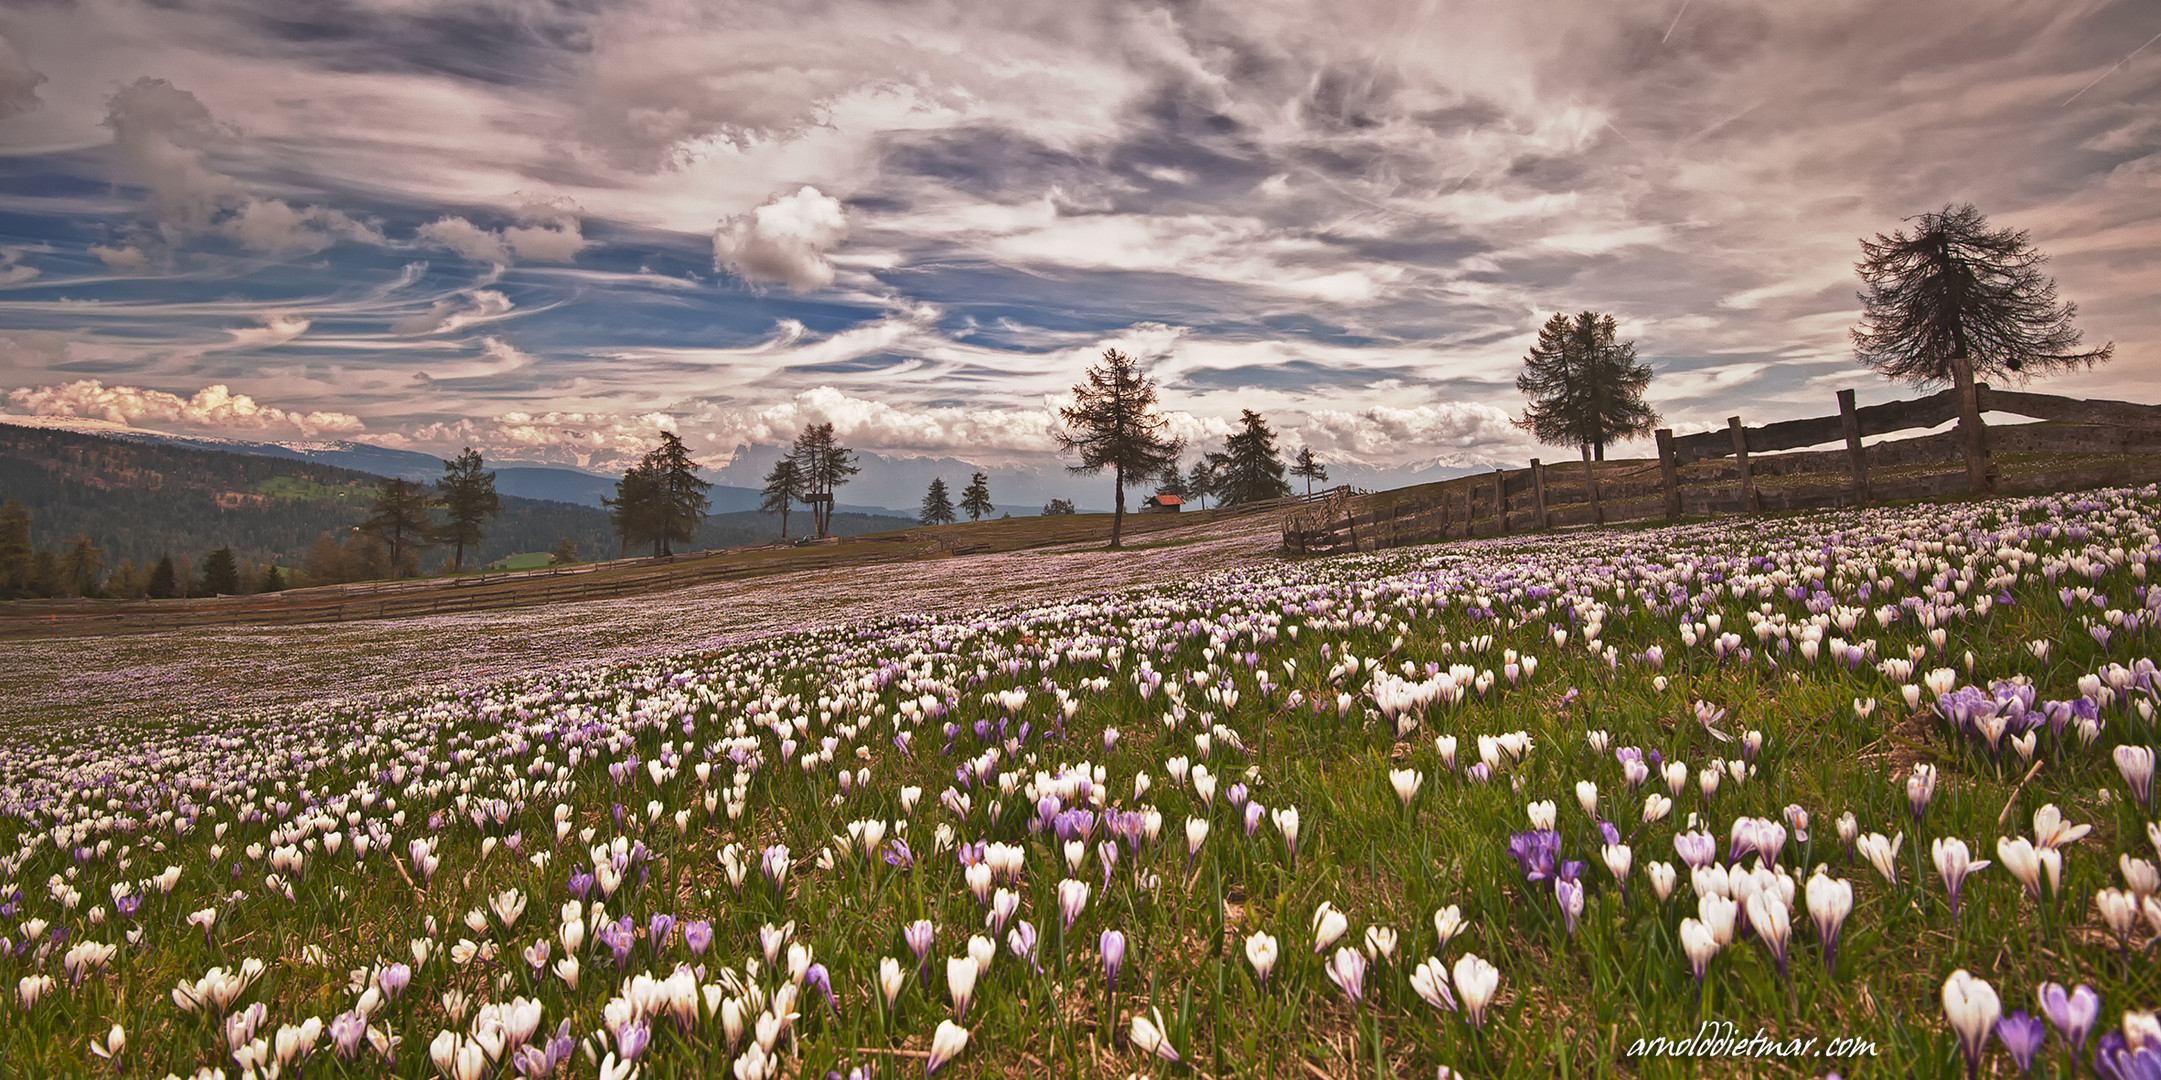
[[1146, 494, 1184, 506]]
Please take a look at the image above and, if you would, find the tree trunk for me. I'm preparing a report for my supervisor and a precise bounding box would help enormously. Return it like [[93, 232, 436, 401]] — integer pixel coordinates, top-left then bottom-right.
[[1580, 444, 1603, 525], [1110, 464, 1125, 548], [1951, 352, 1993, 495], [1594, 440, 1605, 462]]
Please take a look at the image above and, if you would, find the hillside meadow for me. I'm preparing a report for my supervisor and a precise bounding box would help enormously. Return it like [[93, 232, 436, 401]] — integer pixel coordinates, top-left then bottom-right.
[[4, 487, 2161, 1078]]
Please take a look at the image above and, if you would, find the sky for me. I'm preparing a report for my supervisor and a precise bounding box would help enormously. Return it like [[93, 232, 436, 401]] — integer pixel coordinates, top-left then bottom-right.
[[0, 0, 2156, 493]]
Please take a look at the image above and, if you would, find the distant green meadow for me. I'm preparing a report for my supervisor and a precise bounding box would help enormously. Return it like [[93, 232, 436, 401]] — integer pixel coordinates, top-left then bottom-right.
[[6, 487, 2161, 1078]]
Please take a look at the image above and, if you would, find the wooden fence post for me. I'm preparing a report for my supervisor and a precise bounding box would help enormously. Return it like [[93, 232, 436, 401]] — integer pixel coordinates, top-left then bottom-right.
[[1580, 445, 1603, 525], [1728, 416, 1755, 511], [1837, 388, 1871, 506], [1493, 467, 1508, 534], [1654, 429, 1680, 519], [1532, 459, 1549, 529]]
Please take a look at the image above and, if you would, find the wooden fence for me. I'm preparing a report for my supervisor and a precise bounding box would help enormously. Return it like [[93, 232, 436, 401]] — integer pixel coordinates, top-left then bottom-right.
[[1284, 384, 2161, 556]]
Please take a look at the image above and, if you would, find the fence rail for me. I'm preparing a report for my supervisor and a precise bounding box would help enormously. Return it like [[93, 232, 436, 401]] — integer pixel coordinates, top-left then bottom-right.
[[1284, 384, 2161, 556]]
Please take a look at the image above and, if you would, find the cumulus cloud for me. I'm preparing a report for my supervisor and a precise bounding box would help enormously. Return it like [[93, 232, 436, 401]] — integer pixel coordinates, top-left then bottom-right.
[[100, 78, 381, 255], [6, 380, 364, 437], [0, 35, 45, 119], [418, 208, 589, 266], [689, 385, 1055, 455], [89, 245, 150, 272], [391, 289, 515, 335], [713, 187, 848, 292], [391, 410, 677, 468], [1298, 402, 1528, 466]]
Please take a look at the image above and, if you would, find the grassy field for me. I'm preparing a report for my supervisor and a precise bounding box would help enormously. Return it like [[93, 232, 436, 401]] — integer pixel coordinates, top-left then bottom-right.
[[3, 486, 2159, 1078]]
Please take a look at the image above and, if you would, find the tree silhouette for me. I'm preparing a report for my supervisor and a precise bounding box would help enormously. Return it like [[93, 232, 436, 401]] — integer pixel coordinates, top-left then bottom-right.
[[960, 472, 994, 522], [1290, 446, 1329, 496], [1217, 410, 1293, 506], [760, 455, 806, 539], [1055, 348, 1183, 548], [198, 545, 241, 596], [921, 477, 957, 525], [1853, 204, 2112, 386], [1042, 498, 1077, 515], [435, 447, 501, 571], [0, 498, 30, 598], [1186, 454, 1225, 511], [608, 434, 711, 556], [59, 533, 104, 597], [790, 423, 859, 539], [147, 553, 177, 599], [1513, 311, 1659, 461], [361, 478, 436, 577]]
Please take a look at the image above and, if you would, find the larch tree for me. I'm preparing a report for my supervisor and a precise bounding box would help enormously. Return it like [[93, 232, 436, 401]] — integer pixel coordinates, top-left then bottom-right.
[[1216, 410, 1293, 506], [790, 423, 859, 539], [1513, 311, 1660, 463], [1290, 446, 1329, 496], [435, 447, 501, 571], [1055, 348, 1183, 548], [760, 455, 806, 539], [921, 477, 957, 525], [362, 478, 437, 577], [1852, 203, 2112, 493], [960, 472, 994, 522]]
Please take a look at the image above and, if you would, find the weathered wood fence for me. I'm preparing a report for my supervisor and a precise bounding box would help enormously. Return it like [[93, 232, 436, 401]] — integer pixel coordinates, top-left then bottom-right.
[[1284, 384, 2161, 556]]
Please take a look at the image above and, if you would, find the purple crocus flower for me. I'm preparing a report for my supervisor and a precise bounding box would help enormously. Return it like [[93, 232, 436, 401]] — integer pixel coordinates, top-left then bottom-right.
[[648, 914, 676, 951], [1244, 801, 1265, 837], [805, 963, 838, 1015], [2094, 1031, 2161, 1080], [567, 871, 595, 901], [884, 839, 915, 869], [1506, 830, 1561, 888], [1995, 1012, 2046, 1075], [906, 919, 935, 984], [1555, 878, 1585, 937], [1100, 930, 1126, 994], [2038, 983, 2100, 1055], [612, 1018, 650, 1061], [684, 920, 713, 956], [376, 963, 412, 999], [329, 1011, 367, 1060]]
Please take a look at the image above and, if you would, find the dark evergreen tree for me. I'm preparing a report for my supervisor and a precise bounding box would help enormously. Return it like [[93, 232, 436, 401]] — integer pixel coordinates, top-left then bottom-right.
[[1853, 204, 2113, 386], [435, 447, 501, 571], [1217, 410, 1294, 506], [361, 478, 437, 577], [198, 546, 241, 596], [1290, 446, 1329, 496], [29, 549, 59, 598], [1054, 348, 1183, 548], [760, 455, 806, 539], [790, 423, 859, 539], [147, 553, 178, 599], [1043, 498, 1077, 515], [59, 534, 105, 597], [959, 472, 994, 522], [260, 564, 285, 592], [1187, 452, 1228, 511], [1154, 466, 1189, 501], [606, 459, 665, 558], [921, 478, 957, 525], [646, 432, 711, 556], [0, 497, 31, 598], [1513, 311, 1659, 461]]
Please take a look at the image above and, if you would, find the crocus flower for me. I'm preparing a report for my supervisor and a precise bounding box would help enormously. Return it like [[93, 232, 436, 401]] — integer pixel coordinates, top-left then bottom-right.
[[1555, 878, 1585, 937], [2117, 746, 2157, 810], [1311, 902, 1348, 953], [1680, 918, 1719, 984], [905, 920, 936, 984], [1998, 836, 2044, 901], [1997, 1011, 2046, 1074], [1006, 921, 1039, 972], [1432, 906, 1466, 950], [1410, 958, 1457, 1012], [1857, 832, 1903, 885], [1932, 837, 1990, 920], [1909, 763, 1937, 824], [1806, 870, 1853, 974], [1100, 930, 1126, 994], [1943, 969, 2001, 1080], [1326, 946, 1368, 1004], [1130, 1008, 1180, 1062], [946, 956, 978, 1020], [925, 1020, 969, 1074], [2037, 982, 2100, 1055], [1245, 931, 1278, 984], [1058, 879, 1091, 932], [1453, 953, 1500, 1029]]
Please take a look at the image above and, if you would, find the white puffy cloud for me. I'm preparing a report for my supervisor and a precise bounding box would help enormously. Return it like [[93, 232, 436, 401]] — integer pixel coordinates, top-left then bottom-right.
[[712, 187, 848, 292], [418, 209, 588, 266], [89, 245, 149, 272], [6, 379, 363, 437], [689, 385, 1055, 455], [417, 216, 511, 264], [391, 410, 677, 468], [391, 289, 515, 336], [1297, 402, 1529, 465]]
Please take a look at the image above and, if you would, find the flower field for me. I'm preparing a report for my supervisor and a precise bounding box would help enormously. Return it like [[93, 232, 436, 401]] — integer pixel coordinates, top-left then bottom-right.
[[9, 487, 2161, 1078]]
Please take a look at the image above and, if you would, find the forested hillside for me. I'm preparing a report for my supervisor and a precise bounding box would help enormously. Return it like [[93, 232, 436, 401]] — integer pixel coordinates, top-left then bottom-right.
[[0, 424, 912, 585]]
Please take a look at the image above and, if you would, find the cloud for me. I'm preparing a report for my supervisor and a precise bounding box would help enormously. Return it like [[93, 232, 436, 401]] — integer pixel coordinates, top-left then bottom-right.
[[6, 380, 363, 437], [391, 289, 515, 335], [100, 78, 381, 255], [713, 187, 849, 292], [417, 216, 511, 264], [1298, 402, 1528, 466], [385, 409, 678, 468], [0, 34, 44, 119], [689, 386, 1056, 457], [89, 245, 150, 272], [222, 311, 312, 350]]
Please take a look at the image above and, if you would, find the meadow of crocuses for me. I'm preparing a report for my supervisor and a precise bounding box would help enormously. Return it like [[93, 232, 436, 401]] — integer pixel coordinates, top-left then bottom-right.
[[9, 486, 2161, 1078]]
